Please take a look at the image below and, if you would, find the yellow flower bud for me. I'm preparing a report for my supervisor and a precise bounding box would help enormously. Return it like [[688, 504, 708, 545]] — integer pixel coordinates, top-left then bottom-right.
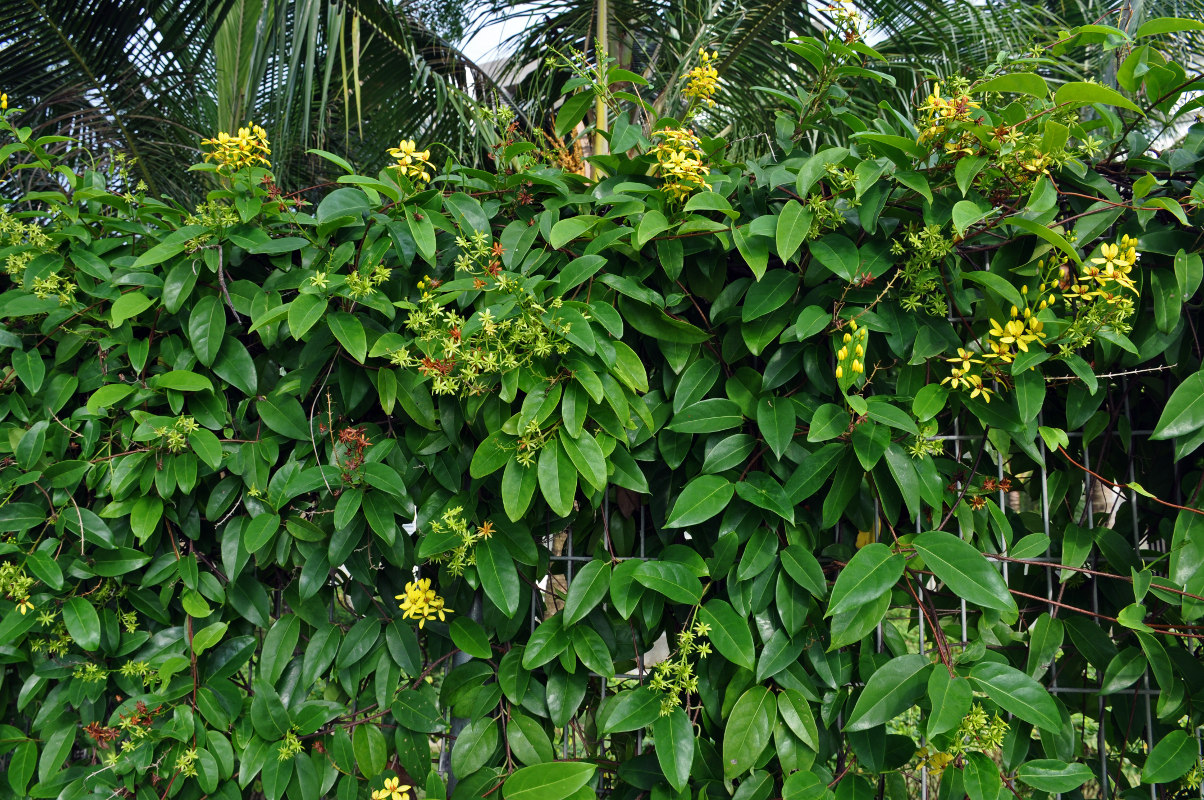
[[836, 365, 844, 379]]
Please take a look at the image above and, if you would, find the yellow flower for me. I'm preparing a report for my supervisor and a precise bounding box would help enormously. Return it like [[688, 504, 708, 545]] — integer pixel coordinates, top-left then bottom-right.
[[1, 93, 7, 111], [372, 777, 412, 800], [684, 50, 721, 107], [395, 579, 452, 628], [16, 597, 33, 615], [946, 347, 981, 372], [200, 124, 271, 173], [388, 140, 435, 186]]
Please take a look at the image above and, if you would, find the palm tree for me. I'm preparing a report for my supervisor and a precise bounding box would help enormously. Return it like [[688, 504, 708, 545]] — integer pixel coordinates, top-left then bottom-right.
[[477, 0, 1204, 159], [0, 0, 502, 200]]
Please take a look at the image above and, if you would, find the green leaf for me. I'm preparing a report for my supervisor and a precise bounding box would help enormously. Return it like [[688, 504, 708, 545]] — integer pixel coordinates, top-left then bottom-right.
[[257, 394, 311, 440], [669, 398, 744, 434], [634, 561, 704, 604], [974, 73, 1050, 97], [63, 596, 100, 651], [952, 200, 989, 236], [38, 724, 75, 784], [1055, 81, 1144, 114], [477, 537, 521, 618], [776, 200, 812, 263], [252, 678, 291, 741], [287, 292, 327, 339], [523, 616, 570, 670], [845, 654, 931, 731], [826, 543, 903, 618], [685, 192, 737, 217], [1017, 760, 1094, 793], [550, 215, 602, 249], [150, 370, 212, 392], [502, 457, 539, 522], [699, 599, 756, 672], [1135, 16, 1204, 36], [557, 254, 607, 292], [1142, 730, 1196, 783], [1151, 370, 1204, 440], [538, 437, 577, 518], [504, 761, 596, 800], [353, 723, 388, 779], [450, 617, 492, 659], [7, 740, 35, 795], [87, 383, 136, 414], [666, 475, 735, 527], [507, 712, 554, 765], [560, 430, 607, 492], [781, 545, 828, 598], [653, 709, 694, 792], [809, 234, 859, 281], [723, 687, 776, 778], [777, 690, 820, 749], [955, 155, 989, 196], [743, 270, 800, 322], [555, 92, 595, 138], [187, 295, 225, 366], [451, 717, 498, 777], [962, 270, 1024, 312], [1006, 217, 1082, 265], [328, 311, 367, 363], [637, 209, 671, 247], [807, 404, 850, 442], [970, 662, 1060, 730], [563, 560, 611, 625], [471, 431, 514, 479], [597, 687, 662, 733], [911, 531, 1018, 620], [926, 669, 972, 738], [188, 429, 223, 470], [1100, 648, 1147, 694]]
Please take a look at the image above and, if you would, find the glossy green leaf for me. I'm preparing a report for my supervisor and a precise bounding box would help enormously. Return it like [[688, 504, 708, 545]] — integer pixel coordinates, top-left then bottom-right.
[[723, 687, 776, 778], [826, 543, 903, 618]]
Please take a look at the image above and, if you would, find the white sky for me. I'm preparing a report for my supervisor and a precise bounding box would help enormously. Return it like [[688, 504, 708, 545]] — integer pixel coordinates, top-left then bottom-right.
[[458, 7, 535, 63]]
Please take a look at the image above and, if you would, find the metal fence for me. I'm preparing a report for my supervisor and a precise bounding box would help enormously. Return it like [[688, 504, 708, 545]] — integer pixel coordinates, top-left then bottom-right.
[[440, 372, 1200, 799]]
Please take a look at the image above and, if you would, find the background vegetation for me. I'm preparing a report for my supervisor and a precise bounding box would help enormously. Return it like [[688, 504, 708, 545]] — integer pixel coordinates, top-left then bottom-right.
[[1, 3, 1204, 800]]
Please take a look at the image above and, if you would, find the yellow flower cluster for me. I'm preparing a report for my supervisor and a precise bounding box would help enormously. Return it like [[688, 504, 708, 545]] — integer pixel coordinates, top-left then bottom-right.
[[426, 506, 495, 577], [200, 124, 271, 173], [1, 562, 35, 615], [346, 263, 393, 299], [388, 140, 434, 186], [683, 51, 720, 108], [1, 93, 8, 111], [153, 416, 200, 454], [396, 578, 451, 628], [835, 319, 868, 384], [373, 777, 412, 800], [386, 233, 571, 397], [651, 128, 711, 203], [1051, 233, 1139, 351], [1083, 235, 1139, 294], [650, 619, 712, 715], [915, 704, 1008, 777], [31, 272, 77, 306], [917, 82, 981, 143]]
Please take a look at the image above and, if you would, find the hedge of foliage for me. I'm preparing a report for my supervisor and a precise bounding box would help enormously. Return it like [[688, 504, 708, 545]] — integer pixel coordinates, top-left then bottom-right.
[[2, 14, 1204, 800]]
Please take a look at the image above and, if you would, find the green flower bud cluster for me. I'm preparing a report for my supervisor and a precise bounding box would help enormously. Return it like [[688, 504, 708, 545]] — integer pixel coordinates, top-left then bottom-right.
[[650, 619, 712, 716]]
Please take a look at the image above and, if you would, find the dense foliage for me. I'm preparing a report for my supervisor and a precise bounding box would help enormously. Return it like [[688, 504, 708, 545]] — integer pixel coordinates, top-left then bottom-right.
[[2, 15, 1204, 800]]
